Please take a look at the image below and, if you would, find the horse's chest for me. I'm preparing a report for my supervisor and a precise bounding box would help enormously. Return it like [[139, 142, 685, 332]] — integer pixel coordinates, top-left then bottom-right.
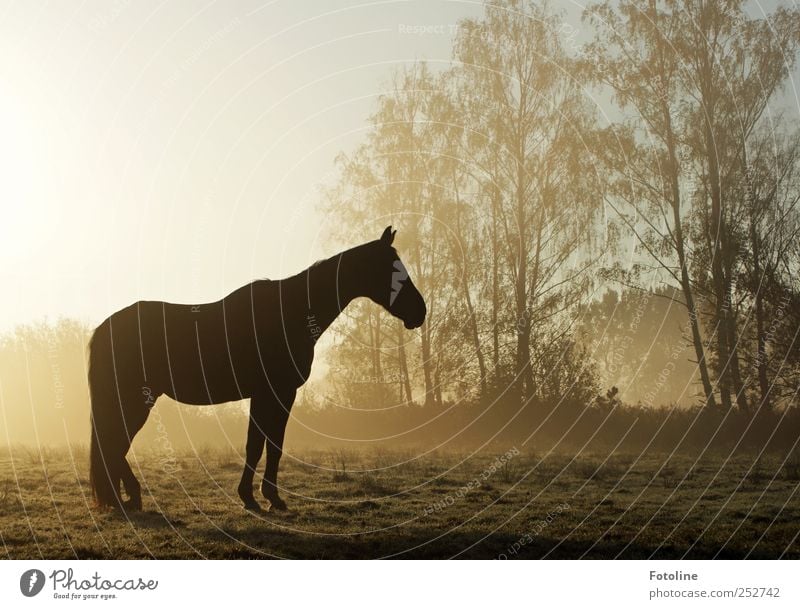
[[245, 328, 315, 387]]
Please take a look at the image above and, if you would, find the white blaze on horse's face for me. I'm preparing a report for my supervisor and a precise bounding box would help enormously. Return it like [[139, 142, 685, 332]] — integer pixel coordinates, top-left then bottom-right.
[[390, 259, 408, 306]]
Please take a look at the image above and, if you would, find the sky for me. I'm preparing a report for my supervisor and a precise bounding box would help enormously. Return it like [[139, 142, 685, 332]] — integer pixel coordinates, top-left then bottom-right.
[[0, 0, 794, 332], [0, 0, 507, 332]]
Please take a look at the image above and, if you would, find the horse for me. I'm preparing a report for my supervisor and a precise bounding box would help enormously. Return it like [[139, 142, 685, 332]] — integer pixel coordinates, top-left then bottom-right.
[[87, 226, 426, 512]]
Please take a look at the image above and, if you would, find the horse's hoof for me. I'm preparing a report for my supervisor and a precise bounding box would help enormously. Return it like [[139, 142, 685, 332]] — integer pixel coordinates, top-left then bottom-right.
[[123, 498, 143, 512], [238, 485, 260, 511], [266, 496, 288, 511], [261, 482, 287, 510], [243, 500, 263, 513]]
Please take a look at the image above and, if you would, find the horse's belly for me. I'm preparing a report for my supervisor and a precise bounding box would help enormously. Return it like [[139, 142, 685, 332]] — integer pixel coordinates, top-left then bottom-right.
[[132, 299, 313, 404], [159, 353, 307, 404], [162, 388, 241, 406], [141, 313, 247, 404], [161, 365, 244, 405], [158, 339, 250, 404]]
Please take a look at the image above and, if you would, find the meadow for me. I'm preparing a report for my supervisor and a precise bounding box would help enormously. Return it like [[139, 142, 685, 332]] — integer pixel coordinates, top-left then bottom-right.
[[1, 445, 798, 559]]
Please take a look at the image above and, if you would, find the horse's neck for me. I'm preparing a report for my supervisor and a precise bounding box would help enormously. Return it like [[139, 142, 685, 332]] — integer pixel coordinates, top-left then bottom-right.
[[303, 253, 359, 340]]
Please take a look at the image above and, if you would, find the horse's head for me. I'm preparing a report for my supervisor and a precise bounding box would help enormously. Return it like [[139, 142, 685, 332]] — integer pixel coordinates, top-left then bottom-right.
[[360, 226, 426, 329]]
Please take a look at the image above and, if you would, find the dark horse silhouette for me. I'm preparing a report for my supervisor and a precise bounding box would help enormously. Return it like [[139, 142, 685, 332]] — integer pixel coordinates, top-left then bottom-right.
[[88, 227, 426, 512]]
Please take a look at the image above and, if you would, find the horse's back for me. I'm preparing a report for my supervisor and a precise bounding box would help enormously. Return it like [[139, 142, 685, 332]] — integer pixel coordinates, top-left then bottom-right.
[[91, 283, 310, 405], [90, 298, 238, 403]]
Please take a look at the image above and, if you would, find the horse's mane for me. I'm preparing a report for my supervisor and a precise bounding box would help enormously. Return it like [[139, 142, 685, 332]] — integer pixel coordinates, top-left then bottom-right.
[[256, 238, 390, 285], [305, 239, 383, 273]]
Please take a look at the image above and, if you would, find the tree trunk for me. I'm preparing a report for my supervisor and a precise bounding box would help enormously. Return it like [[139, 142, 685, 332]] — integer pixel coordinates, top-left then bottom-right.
[[464, 280, 487, 399], [397, 321, 413, 405], [747, 165, 771, 411], [434, 351, 443, 406], [491, 176, 501, 376], [725, 300, 748, 410], [702, 94, 733, 410], [514, 166, 530, 404], [664, 102, 718, 408], [372, 309, 382, 381], [454, 173, 488, 399], [420, 320, 435, 406], [752, 240, 771, 411], [694, 15, 741, 410]]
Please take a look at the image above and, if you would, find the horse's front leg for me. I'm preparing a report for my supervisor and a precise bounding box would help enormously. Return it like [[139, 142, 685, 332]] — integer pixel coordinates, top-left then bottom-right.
[[260, 389, 296, 511], [237, 399, 268, 511]]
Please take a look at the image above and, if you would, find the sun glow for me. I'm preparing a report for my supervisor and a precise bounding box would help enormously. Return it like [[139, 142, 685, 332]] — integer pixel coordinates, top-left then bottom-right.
[[0, 85, 40, 262]]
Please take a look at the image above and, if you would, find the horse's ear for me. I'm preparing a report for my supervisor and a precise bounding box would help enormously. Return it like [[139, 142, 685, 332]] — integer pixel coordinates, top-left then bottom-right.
[[380, 226, 395, 245]]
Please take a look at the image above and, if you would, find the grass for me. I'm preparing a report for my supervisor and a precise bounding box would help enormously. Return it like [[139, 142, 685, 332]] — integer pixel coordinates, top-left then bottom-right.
[[0, 445, 798, 559]]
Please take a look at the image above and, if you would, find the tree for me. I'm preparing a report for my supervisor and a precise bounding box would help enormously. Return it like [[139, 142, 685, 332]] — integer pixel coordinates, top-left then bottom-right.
[[738, 125, 800, 410], [455, 0, 603, 404], [584, 0, 800, 410], [584, 0, 718, 407]]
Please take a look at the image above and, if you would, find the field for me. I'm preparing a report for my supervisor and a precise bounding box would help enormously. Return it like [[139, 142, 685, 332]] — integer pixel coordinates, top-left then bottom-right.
[[0, 445, 798, 559]]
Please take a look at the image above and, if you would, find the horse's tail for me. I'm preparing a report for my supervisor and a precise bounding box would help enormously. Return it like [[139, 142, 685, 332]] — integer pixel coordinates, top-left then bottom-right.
[[88, 321, 118, 508]]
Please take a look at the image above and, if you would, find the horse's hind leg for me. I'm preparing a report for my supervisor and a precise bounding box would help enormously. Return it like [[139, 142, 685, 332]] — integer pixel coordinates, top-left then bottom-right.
[[237, 399, 267, 511], [260, 389, 296, 511], [118, 398, 150, 512], [120, 459, 142, 511]]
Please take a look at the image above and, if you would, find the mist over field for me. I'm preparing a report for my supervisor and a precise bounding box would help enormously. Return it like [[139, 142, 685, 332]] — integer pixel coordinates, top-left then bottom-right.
[[2, 297, 798, 456]]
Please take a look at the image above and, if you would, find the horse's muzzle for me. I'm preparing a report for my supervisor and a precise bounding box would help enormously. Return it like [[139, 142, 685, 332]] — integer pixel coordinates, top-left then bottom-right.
[[403, 304, 426, 329]]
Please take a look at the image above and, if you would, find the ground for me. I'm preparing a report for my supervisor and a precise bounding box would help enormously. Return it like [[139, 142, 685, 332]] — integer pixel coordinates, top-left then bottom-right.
[[0, 445, 798, 559]]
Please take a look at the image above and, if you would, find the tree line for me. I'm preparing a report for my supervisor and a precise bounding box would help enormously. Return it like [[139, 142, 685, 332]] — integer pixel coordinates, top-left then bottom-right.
[[317, 0, 800, 415]]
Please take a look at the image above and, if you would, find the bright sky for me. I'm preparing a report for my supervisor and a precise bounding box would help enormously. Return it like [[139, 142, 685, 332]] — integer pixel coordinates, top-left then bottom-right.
[[0, 0, 793, 332], [0, 0, 496, 331]]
